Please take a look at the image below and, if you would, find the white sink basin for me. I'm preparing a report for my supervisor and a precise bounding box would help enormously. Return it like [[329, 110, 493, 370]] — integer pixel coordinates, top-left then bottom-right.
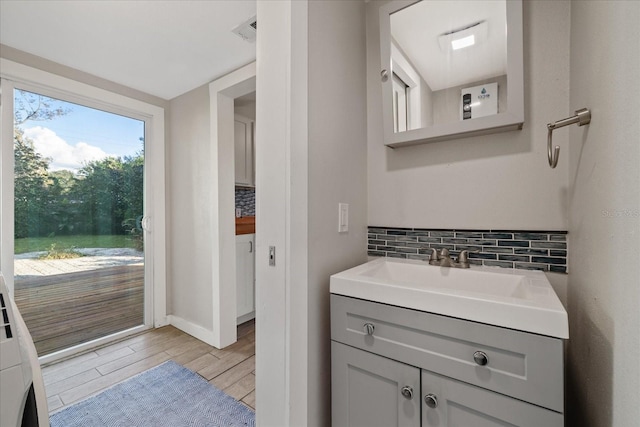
[[330, 257, 568, 338]]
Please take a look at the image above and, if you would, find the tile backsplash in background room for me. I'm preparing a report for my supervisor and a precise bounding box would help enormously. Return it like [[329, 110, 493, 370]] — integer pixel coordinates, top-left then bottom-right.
[[235, 187, 255, 217], [368, 227, 568, 273]]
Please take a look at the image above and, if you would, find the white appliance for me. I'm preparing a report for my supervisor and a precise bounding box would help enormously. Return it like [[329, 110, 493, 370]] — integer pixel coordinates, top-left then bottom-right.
[[0, 273, 49, 427], [460, 82, 499, 120]]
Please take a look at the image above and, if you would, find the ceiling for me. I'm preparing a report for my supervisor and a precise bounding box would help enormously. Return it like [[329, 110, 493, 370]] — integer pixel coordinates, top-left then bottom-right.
[[0, 0, 257, 100], [391, 0, 507, 91]]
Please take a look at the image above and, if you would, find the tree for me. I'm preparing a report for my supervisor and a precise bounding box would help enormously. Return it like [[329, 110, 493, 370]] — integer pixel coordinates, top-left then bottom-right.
[[14, 129, 53, 238], [121, 152, 144, 222], [48, 170, 82, 235], [12, 89, 145, 239], [14, 89, 71, 125], [74, 157, 125, 235], [13, 89, 72, 238]]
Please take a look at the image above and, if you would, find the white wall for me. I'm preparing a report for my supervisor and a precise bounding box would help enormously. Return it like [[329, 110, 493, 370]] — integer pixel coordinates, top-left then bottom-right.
[[567, 2, 640, 426], [167, 84, 214, 334], [255, 1, 367, 425], [367, 1, 571, 230], [234, 97, 256, 121]]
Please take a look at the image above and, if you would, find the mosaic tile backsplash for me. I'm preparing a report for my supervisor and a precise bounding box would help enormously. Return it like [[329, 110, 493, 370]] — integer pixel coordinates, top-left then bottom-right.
[[235, 187, 255, 217], [368, 226, 568, 273]]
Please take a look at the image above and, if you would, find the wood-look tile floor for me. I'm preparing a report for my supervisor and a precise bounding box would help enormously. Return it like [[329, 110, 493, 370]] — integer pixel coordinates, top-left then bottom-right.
[[43, 320, 256, 413]]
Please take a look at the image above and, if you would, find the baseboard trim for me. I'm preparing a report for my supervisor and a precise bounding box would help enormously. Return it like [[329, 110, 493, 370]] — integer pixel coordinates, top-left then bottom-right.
[[237, 311, 255, 325], [167, 315, 217, 347]]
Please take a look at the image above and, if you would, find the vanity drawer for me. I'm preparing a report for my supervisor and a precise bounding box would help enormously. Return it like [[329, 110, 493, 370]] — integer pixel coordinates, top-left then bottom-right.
[[330, 294, 564, 412]]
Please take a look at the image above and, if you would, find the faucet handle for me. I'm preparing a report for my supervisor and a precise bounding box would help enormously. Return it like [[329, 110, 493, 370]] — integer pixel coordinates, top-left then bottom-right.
[[429, 248, 440, 260], [457, 249, 479, 263]]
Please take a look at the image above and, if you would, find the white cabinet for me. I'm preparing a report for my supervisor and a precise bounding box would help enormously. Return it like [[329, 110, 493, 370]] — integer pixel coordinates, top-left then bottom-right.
[[234, 115, 254, 187], [331, 294, 565, 426], [236, 234, 255, 323]]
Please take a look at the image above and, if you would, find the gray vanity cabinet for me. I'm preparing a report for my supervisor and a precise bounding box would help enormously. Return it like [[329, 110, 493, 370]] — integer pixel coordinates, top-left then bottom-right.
[[332, 341, 420, 427], [420, 370, 563, 426], [331, 294, 565, 427]]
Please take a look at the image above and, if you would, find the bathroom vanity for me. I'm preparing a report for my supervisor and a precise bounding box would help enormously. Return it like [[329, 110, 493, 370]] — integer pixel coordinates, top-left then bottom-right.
[[330, 258, 568, 426]]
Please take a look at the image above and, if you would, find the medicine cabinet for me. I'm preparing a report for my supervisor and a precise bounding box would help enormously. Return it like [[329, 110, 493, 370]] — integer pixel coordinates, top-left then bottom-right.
[[379, 0, 524, 147]]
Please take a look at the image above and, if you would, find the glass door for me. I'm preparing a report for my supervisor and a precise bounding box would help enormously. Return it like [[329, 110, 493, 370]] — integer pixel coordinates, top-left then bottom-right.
[[11, 87, 147, 356]]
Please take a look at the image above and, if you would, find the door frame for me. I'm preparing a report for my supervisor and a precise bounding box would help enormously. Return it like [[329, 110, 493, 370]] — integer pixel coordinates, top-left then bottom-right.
[[0, 59, 167, 363], [208, 61, 256, 348]]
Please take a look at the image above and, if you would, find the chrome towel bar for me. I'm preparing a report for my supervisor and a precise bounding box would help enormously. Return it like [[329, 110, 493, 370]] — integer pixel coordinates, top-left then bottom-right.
[[547, 108, 591, 168]]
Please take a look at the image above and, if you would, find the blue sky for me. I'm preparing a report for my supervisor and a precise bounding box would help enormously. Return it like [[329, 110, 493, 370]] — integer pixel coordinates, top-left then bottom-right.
[[15, 90, 144, 171]]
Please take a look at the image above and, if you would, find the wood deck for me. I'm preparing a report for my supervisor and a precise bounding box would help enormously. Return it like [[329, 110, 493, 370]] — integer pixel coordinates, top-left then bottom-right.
[[14, 265, 144, 355]]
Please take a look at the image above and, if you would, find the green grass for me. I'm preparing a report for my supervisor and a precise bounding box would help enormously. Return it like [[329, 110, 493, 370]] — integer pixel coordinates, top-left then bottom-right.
[[14, 235, 139, 255]]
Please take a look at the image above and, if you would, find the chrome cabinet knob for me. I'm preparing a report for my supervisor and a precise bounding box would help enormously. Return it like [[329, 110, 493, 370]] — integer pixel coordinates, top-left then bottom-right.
[[473, 351, 489, 366], [381, 69, 389, 82], [363, 323, 375, 336], [424, 393, 438, 408], [401, 386, 413, 400]]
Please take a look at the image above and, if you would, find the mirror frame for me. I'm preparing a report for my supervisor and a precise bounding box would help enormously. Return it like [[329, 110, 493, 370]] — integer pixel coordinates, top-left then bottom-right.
[[380, 0, 524, 148]]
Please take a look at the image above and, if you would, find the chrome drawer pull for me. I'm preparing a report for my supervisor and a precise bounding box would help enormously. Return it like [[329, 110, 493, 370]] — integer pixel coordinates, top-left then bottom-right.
[[363, 323, 375, 336], [424, 393, 438, 408], [473, 351, 489, 366], [401, 386, 413, 400]]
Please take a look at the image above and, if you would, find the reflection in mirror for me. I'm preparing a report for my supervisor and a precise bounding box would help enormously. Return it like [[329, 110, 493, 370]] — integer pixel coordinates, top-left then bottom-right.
[[389, 0, 507, 133]]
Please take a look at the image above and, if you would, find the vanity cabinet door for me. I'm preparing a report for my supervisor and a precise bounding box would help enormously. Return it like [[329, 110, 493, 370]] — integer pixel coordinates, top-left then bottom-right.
[[421, 370, 563, 427], [332, 342, 420, 427]]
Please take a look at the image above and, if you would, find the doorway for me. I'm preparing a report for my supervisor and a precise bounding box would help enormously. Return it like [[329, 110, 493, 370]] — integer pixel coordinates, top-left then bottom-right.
[[11, 87, 147, 357], [234, 91, 256, 326], [1, 62, 166, 365], [207, 61, 256, 348]]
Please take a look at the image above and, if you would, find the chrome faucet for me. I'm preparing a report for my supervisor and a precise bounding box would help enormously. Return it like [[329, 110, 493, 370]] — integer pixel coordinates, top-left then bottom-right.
[[428, 248, 478, 269]]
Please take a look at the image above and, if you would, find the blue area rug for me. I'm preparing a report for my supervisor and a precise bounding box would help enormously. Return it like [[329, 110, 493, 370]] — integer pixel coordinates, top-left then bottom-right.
[[50, 360, 255, 427]]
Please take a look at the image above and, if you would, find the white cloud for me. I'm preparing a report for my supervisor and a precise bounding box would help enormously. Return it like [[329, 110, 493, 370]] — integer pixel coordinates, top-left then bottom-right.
[[22, 126, 112, 171]]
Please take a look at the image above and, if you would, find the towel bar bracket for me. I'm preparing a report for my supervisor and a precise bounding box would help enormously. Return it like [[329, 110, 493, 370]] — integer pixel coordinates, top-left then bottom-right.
[[547, 108, 591, 168]]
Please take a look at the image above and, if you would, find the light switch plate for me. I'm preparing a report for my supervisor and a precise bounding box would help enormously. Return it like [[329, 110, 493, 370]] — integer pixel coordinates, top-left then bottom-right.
[[338, 203, 349, 233]]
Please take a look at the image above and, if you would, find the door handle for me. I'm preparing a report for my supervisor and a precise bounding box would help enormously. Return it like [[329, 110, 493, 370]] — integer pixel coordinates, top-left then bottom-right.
[[141, 216, 151, 232], [249, 241, 253, 253]]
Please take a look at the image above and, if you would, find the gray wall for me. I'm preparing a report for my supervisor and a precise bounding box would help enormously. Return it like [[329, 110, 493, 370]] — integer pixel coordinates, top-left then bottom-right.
[[368, 1, 639, 425], [367, 1, 572, 231], [166, 84, 213, 329], [567, 2, 640, 426], [307, 1, 368, 424]]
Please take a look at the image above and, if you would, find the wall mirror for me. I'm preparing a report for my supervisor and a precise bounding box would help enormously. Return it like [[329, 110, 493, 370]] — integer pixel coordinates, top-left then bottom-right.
[[380, 0, 524, 147]]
